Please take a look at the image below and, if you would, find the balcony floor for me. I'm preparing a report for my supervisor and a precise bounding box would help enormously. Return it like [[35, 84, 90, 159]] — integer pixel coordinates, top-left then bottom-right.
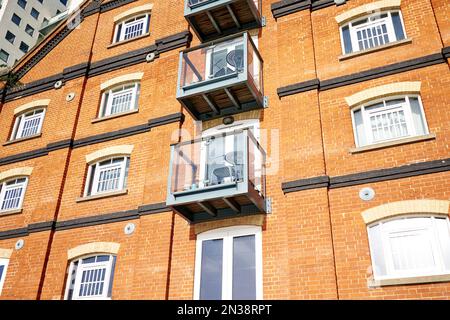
[[171, 187, 266, 224], [179, 81, 263, 121], [186, 0, 262, 41]]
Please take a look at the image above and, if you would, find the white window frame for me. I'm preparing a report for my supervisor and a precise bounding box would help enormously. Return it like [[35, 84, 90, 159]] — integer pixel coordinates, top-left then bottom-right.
[[99, 83, 140, 118], [64, 254, 116, 300], [10, 108, 46, 141], [351, 95, 429, 147], [0, 177, 28, 213], [113, 13, 150, 43], [339, 10, 406, 55], [84, 156, 129, 197], [0, 258, 9, 296], [368, 215, 450, 281], [194, 225, 263, 300]]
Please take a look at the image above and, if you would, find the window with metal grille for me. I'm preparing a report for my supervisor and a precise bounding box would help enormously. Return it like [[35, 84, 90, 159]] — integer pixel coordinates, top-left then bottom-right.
[[0, 177, 28, 213], [10, 108, 46, 141], [368, 216, 450, 280], [99, 83, 140, 118], [351, 95, 428, 147], [113, 13, 150, 43], [84, 156, 130, 197], [65, 255, 116, 300], [340, 11, 406, 55]]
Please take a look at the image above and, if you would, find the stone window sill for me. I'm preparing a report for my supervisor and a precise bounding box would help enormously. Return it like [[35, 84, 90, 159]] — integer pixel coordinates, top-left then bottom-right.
[[368, 274, 450, 288], [92, 109, 139, 123], [0, 208, 23, 217], [3, 133, 42, 146], [350, 134, 436, 154], [76, 189, 128, 203], [107, 33, 150, 49], [339, 38, 413, 61]]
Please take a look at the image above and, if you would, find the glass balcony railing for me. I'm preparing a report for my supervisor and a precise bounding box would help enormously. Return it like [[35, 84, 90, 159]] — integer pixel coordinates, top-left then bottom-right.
[[184, 0, 262, 41], [177, 32, 264, 121], [166, 129, 267, 223]]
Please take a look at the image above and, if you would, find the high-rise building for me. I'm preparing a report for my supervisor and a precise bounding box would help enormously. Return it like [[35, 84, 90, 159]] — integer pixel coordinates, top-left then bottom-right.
[[0, 0, 449, 300], [0, 0, 69, 67]]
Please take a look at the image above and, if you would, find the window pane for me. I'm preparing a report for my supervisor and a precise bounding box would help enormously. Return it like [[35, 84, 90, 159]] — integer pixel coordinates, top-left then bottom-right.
[[108, 256, 116, 298], [0, 50, 9, 63], [391, 12, 405, 41], [232, 235, 256, 300], [200, 239, 223, 300], [388, 228, 436, 271], [368, 224, 387, 277], [435, 218, 450, 270], [5, 31, 16, 44], [0, 265, 4, 281], [341, 25, 352, 54], [409, 97, 426, 136], [353, 109, 366, 147]]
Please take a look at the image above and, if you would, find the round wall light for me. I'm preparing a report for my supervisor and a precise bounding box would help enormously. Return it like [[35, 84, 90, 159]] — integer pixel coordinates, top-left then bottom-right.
[[124, 223, 136, 235], [223, 116, 235, 126], [15, 239, 24, 250], [359, 187, 375, 201]]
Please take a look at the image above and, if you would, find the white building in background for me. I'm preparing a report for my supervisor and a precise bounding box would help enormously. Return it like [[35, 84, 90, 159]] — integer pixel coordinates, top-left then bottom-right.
[[0, 0, 69, 67]]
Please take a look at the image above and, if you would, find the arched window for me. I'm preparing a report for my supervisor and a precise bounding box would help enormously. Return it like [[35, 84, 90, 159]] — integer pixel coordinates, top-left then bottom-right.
[[84, 156, 130, 197], [99, 82, 140, 118], [65, 254, 117, 300], [0, 177, 29, 213], [367, 215, 450, 280], [10, 107, 46, 141], [113, 13, 150, 43], [194, 225, 263, 300], [351, 95, 428, 147]]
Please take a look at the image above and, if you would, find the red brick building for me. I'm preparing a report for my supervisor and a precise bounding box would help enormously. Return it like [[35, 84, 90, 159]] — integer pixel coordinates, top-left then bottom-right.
[[0, 0, 449, 300]]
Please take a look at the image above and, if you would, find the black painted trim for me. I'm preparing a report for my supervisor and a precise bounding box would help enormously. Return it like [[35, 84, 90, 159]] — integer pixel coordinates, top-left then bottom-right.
[[330, 158, 450, 189], [277, 52, 447, 98], [55, 209, 139, 231], [73, 123, 150, 148], [282, 158, 450, 193], [0, 227, 29, 240], [282, 176, 329, 193], [443, 46, 450, 59], [271, 0, 344, 18], [5, 31, 191, 101], [0, 202, 172, 240], [320, 53, 445, 91], [0, 148, 48, 166], [0, 113, 184, 165], [277, 78, 319, 97]]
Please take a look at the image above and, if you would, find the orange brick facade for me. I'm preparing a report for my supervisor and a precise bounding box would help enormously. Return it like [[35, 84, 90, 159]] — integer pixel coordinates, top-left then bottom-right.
[[0, 0, 448, 300]]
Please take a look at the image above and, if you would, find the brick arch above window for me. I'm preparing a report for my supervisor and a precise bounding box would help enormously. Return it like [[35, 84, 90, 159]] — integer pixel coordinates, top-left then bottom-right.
[[0, 248, 12, 259], [100, 72, 144, 91], [0, 167, 33, 182], [67, 242, 120, 260], [345, 81, 421, 108], [113, 4, 153, 23], [361, 200, 450, 224], [13, 99, 50, 115], [335, 0, 402, 25], [194, 215, 265, 235], [85, 145, 134, 164]]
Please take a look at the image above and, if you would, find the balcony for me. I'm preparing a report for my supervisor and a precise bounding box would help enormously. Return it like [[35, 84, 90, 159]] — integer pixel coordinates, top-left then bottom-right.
[[166, 129, 268, 223], [185, 0, 262, 42], [176, 32, 264, 121]]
